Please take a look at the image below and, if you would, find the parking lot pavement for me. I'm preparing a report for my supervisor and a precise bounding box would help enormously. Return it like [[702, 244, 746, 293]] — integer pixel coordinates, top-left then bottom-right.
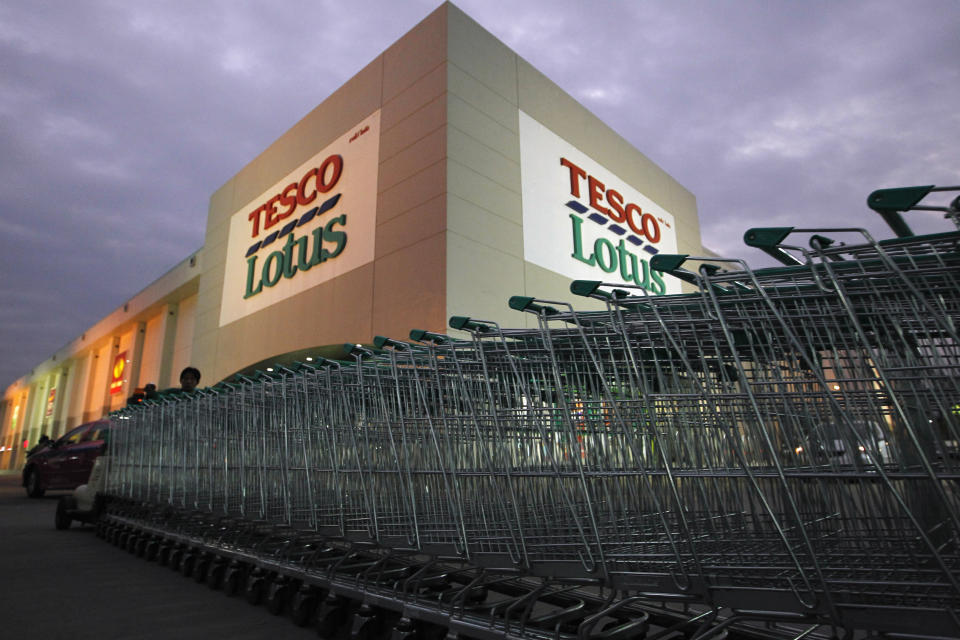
[[0, 473, 315, 639]]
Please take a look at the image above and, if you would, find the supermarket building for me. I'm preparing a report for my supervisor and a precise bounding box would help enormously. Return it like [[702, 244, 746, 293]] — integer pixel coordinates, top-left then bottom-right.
[[0, 3, 708, 470]]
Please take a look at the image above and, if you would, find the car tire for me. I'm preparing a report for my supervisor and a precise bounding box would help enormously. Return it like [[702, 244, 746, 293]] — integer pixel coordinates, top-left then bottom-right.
[[25, 469, 45, 498], [55, 496, 75, 530]]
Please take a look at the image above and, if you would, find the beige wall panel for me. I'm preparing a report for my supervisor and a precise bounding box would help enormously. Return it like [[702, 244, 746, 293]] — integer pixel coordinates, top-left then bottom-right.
[[137, 312, 164, 388], [169, 293, 197, 387], [380, 94, 446, 163], [210, 264, 376, 381], [66, 352, 91, 427], [448, 66, 518, 133], [379, 127, 446, 193], [446, 6, 518, 105], [446, 232, 524, 327], [382, 4, 447, 103], [447, 126, 520, 195], [447, 159, 521, 226], [448, 94, 519, 161], [523, 261, 607, 312], [376, 194, 445, 260], [85, 343, 111, 420], [447, 193, 522, 259], [372, 233, 446, 339], [381, 64, 445, 132], [376, 159, 445, 225]]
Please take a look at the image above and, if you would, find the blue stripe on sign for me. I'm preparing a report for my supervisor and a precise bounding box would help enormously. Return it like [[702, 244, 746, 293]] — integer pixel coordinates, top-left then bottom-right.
[[245, 241, 262, 257], [644, 245, 659, 255], [626, 236, 643, 246], [278, 220, 297, 237], [588, 213, 607, 225], [297, 206, 318, 227], [318, 193, 341, 215], [260, 231, 279, 248], [566, 200, 588, 213], [607, 224, 626, 235]]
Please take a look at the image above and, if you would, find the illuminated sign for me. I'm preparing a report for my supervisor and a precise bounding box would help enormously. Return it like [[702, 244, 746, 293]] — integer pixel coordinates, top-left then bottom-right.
[[109, 351, 127, 395], [219, 111, 381, 326], [519, 111, 680, 295], [45, 388, 56, 418]]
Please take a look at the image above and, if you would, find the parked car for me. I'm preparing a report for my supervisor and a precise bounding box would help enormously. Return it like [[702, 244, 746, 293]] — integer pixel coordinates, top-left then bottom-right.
[[22, 419, 110, 498]]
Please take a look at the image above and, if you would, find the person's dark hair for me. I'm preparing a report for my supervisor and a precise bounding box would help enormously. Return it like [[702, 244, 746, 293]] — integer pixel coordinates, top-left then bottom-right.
[[180, 367, 201, 383]]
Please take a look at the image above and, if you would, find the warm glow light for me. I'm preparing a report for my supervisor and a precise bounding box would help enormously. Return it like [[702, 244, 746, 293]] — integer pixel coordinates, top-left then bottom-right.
[[831, 384, 840, 390], [305, 357, 313, 362]]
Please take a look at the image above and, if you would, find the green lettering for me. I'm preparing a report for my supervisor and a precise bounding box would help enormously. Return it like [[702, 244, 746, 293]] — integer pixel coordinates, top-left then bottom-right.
[[282, 234, 299, 279], [594, 238, 617, 273], [262, 251, 284, 287], [243, 255, 263, 299], [650, 268, 666, 295], [569, 213, 595, 266], [322, 214, 348, 259], [295, 232, 314, 271]]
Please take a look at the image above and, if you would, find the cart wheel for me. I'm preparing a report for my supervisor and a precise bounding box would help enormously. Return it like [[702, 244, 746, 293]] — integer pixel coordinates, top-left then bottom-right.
[[265, 578, 290, 615], [168, 547, 183, 571], [206, 559, 226, 590], [193, 555, 210, 583], [126, 532, 140, 554], [180, 550, 196, 577], [157, 543, 172, 566], [223, 562, 246, 597], [245, 570, 266, 605], [144, 539, 159, 562], [290, 587, 320, 627], [316, 594, 352, 639], [55, 496, 75, 530]]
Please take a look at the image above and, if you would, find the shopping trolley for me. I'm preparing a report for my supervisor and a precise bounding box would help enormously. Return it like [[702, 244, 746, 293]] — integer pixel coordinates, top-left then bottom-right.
[[97, 184, 960, 639]]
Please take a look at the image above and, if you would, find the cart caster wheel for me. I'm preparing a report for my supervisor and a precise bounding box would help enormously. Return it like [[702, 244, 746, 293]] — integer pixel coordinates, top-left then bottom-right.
[[192, 555, 210, 583], [135, 536, 148, 557], [144, 539, 159, 562], [265, 578, 290, 615], [245, 570, 267, 605], [116, 530, 128, 548], [55, 496, 75, 530], [392, 617, 416, 640], [316, 594, 351, 639], [180, 551, 196, 577], [206, 560, 226, 590], [290, 587, 320, 627], [223, 562, 246, 597], [126, 533, 140, 554], [168, 547, 183, 571]]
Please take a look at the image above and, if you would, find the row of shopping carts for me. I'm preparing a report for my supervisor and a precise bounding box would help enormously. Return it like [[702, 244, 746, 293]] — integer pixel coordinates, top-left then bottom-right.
[[100, 185, 960, 638]]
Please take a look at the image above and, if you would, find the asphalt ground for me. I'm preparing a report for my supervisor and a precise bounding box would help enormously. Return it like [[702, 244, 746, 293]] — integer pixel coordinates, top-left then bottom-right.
[[0, 471, 316, 639]]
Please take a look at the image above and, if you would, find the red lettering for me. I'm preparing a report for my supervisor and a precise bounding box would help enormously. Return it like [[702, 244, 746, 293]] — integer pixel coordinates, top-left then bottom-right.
[[588, 176, 610, 216], [277, 182, 298, 219], [605, 189, 625, 223], [560, 158, 586, 198], [625, 203, 643, 236], [248, 205, 265, 238], [642, 213, 661, 243], [246, 156, 345, 238], [316, 154, 343, 193], [298, 168, 319, 206], [264, 195, 281, 229]]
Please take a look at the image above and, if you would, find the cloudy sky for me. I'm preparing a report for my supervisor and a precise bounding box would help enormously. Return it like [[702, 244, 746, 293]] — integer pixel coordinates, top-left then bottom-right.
[[1, 0, 958, 390]]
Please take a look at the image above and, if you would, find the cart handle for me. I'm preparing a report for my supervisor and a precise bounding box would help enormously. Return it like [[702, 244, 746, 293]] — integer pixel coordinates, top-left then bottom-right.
[[867, 185, 934, 238], [742, 227, 806, 266], [373, 335, 409, 350], [409, 328, 448, 344], [508, 296, 559, 316], [449, 316, 493, 333]]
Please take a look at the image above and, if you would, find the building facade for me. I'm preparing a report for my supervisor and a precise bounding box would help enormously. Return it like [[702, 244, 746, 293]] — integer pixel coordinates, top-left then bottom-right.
[[0, 3, 706, 470]]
